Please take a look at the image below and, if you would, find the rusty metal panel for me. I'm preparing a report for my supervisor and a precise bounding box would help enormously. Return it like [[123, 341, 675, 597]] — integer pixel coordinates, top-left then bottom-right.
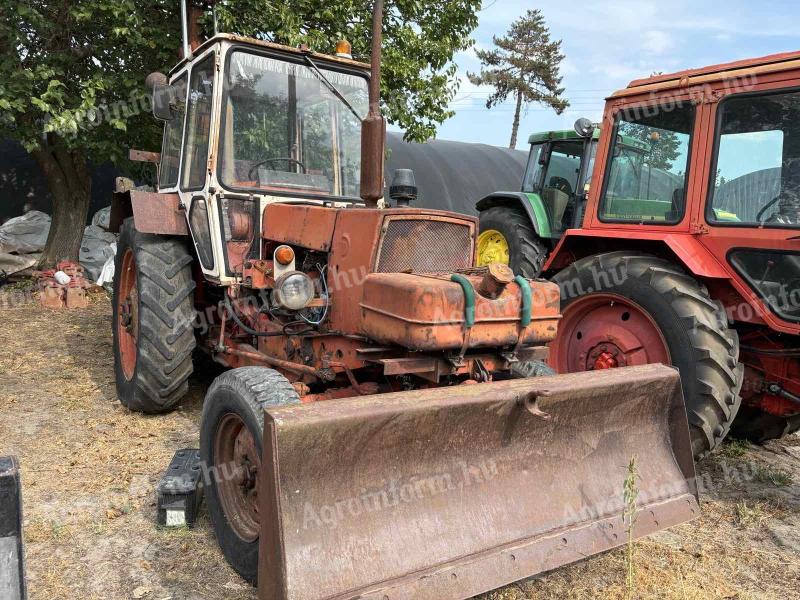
[[360, 272, 560, 350], [263, 204, 339, 251], [326, 209, 384, 333], [130, 191, 189, 236], [128, 149, 161, 164], [258, 364, 697, 600]]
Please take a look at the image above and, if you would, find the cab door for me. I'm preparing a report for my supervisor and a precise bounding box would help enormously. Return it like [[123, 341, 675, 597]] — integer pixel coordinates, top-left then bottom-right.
[[697, 80, 800, 335], [178, 50, 220, 280]]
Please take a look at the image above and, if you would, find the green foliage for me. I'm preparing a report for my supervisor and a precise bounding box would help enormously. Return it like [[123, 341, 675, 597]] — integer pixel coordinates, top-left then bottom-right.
[[0, 0, 180, 166], [467, 9, 568, 146], [1, 0, 480, 164], [622, 456, 640, 600]]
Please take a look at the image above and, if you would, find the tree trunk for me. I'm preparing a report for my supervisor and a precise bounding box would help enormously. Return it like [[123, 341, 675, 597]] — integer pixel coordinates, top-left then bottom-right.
[[31, 141, 92, 268], [509, 91, 523, 149]]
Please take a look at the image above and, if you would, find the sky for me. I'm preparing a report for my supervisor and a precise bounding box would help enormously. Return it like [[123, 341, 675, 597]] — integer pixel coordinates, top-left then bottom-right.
[[420, 0, 800, 150]]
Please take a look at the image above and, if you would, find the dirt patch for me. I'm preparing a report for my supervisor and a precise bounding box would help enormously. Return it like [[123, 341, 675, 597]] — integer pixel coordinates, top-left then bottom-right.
[[1, 293, 799, 599]]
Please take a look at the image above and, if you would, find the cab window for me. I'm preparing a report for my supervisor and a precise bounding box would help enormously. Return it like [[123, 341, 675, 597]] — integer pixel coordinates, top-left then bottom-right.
[[541, 140, 583, 231], [522, 144, 544, 192], [600, 104, 693, 224], [709, 89, 800, 227], [158, 73, 187, 189], [181, 54, 215, 191]]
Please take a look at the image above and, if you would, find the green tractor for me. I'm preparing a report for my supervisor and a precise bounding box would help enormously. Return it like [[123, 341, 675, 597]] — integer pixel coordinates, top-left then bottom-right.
[[476, 118, 647, 275]]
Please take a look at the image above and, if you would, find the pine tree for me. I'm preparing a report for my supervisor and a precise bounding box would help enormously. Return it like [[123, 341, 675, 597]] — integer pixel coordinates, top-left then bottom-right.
[[468, 9, 568, 149]]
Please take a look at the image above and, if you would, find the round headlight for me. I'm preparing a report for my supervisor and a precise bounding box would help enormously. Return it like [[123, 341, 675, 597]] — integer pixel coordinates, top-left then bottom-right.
[[274, 272, 315, 310]]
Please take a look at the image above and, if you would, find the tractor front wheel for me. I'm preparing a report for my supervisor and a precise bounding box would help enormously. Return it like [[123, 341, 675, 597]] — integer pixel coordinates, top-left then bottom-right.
[[478, 206, 549, 277], [551, 252, 743, 458], [112, 218, 196, 413], [200, 367, 301, 585]]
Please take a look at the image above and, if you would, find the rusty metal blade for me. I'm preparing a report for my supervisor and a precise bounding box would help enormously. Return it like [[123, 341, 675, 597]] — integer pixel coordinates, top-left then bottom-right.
[[258, 364, 697, 600]]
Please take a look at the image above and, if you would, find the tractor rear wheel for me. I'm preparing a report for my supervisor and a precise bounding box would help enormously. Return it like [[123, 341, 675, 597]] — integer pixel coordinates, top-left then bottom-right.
[[478, 206, 549, 277], [113, 218, 196, 413], [551, 252, 743, 459], [200, 367, 301, 584]]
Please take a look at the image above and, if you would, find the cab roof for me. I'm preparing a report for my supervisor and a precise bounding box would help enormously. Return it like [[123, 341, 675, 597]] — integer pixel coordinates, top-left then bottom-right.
[[612, 49, 800, 98], [526, 128, 648, 151], [169, 33, 371, 75], [527, 128, 600, 144]]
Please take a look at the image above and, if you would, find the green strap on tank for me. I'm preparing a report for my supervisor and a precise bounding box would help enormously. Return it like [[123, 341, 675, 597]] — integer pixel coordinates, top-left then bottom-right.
[[450, 274, 475, 328], [515, 275, 532, 327]]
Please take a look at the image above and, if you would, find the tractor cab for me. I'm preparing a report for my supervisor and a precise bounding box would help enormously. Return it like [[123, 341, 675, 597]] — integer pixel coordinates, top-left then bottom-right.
[[476, 119, 647, 275], [147, 34, 372, 284], [521, 125, 598, 239]]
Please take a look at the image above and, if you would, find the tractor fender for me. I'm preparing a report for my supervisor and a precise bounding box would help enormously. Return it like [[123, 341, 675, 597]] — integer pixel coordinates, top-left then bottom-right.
[[476, 192, 550, 238], [109, 187, 189, 236], [545, 230, 730, 279]]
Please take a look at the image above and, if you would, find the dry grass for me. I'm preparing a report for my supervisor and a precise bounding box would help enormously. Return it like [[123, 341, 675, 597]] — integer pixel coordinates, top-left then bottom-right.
[[1, 292, 799, 599]]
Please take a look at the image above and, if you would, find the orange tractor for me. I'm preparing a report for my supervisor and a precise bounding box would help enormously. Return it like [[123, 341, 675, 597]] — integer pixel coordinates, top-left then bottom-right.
[[478, 52, 800, 457], [110, 2, 698, 598]]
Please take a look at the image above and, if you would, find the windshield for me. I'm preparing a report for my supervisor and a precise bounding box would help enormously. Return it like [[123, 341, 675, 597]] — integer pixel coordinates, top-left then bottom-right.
[[219, 51, 369, 198], [600, 105, 693, 224]]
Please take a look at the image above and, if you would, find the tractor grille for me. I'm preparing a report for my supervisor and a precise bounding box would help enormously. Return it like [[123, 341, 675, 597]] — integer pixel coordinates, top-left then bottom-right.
[[376, 218, 473, 273]]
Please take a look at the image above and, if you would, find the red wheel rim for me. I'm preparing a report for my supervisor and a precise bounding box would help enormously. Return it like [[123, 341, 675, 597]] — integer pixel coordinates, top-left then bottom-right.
[[117, 248, 138, 380], [214, 413, 261, 542], [551, 293, 670, 373]]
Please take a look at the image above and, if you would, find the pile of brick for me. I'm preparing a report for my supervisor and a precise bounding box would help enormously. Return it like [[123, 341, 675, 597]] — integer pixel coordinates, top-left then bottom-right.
[[37, 261, 92, 309]]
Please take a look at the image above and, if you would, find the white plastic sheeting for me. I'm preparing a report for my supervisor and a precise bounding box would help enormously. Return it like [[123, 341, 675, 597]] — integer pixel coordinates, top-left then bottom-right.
[[0, 211, 51, 255], [80, 225, 117, 281], [0, 208, 118, 281]]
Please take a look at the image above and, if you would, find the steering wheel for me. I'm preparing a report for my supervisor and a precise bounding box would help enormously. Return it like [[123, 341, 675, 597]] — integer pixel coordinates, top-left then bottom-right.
[[756, 194, 781, 224], [248, 157, 308, 181], [548, 176, 573, 196]]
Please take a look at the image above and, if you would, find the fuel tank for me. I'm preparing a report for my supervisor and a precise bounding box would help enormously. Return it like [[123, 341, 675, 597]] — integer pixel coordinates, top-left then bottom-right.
[[359, 271, 560, 351]]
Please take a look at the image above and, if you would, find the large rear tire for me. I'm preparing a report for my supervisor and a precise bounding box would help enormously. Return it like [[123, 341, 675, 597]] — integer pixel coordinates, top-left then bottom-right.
[[478, 206, 549, 277], [112, 218, 196, 413], [200, 367, 300, 585], [552, 252, 743, 458]]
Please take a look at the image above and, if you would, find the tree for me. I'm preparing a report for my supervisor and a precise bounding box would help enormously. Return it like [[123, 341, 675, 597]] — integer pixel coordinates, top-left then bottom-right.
[[0, 1, 179, 266], [618, 118, 683, 173], [467, 9, 568, 149], [1, 0, 480, 267]]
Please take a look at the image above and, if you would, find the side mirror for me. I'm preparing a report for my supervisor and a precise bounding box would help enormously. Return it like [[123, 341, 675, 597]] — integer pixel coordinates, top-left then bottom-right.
[[574, 117, 594, 138], [152, 84, 176, 121], [145, 72, 175, 122]]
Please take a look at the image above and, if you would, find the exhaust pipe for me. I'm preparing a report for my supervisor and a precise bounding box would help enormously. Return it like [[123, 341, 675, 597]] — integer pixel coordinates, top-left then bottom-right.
[[180, 0, 192, 60], [359, 0, 387, 207]]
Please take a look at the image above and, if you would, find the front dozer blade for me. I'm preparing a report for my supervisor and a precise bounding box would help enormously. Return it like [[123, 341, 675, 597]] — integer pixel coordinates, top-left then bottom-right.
[[258, 364, 697, 600]]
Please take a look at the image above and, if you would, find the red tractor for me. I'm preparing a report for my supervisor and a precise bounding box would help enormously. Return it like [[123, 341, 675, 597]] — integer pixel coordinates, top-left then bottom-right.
[[480, 51, 800, 457], [107, 3, 698, 599]]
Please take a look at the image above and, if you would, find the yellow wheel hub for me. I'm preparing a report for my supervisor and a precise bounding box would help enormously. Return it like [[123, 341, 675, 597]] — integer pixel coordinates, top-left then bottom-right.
[[477, 229, 510, 267]]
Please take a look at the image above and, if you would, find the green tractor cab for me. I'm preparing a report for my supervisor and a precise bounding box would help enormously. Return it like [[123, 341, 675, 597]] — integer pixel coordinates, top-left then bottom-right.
[[477, 119, 647, 276]]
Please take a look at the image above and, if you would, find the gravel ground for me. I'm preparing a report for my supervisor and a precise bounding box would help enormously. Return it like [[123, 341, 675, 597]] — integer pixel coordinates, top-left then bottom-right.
[[1, 289, 799, 599]]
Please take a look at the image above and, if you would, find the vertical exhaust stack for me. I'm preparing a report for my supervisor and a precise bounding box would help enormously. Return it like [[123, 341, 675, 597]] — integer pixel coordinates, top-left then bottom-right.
[[180, 0, 192, 60], [359, 0, 387, 207], [180, 0, 205, 60]]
